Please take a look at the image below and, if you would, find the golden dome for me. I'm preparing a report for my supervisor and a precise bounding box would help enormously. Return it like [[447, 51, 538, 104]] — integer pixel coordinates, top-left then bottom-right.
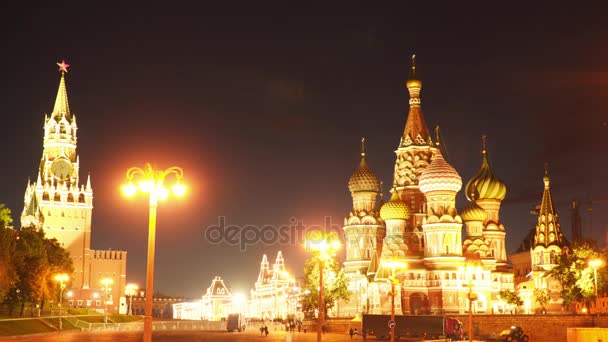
[[406, 78, 422, 89], [464, 138, 507, 201], [461, 200, 486, 222], [419, 149, 462, 194], [380, 191, 410, 221]]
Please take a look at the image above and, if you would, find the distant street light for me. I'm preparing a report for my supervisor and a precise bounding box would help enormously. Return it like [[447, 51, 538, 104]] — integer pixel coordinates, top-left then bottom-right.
[[590, 259, 603, 314], [101, 278, 113, 324], [126, 283, 139, 315], [122, 163, 186, 342], [305, 231, 341, 342], [380, 258, 407, 342], [54, 273, 69, 332]]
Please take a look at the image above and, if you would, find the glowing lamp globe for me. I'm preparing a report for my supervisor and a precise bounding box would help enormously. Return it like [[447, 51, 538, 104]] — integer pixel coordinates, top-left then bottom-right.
[[122, 182, 137, 197]]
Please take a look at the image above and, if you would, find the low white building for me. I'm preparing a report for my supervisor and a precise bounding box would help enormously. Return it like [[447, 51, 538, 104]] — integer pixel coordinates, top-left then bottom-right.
[[173, 276, 234, 321]]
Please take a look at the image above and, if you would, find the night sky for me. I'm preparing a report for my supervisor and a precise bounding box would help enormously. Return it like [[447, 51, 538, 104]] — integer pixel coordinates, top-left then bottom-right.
[[0, 4, 606, 298]]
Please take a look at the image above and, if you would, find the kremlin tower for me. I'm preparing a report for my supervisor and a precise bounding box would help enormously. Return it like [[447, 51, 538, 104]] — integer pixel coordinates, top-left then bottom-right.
[[21, 62, 127, 313]]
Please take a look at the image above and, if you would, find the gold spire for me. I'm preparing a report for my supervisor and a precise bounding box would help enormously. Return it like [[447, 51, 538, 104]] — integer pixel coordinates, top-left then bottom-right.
[[401, 54, 431, 147], [52, 60, 71, 119], [534, 163, 567, 247], [435, 125, 441, 147]]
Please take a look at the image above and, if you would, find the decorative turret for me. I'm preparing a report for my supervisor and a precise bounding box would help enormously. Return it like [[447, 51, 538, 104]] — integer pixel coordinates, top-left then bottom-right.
[[465, 135, 506, 224], [531, 164, 568, 271], [348, 138, 380, 216], [420, 137, 464, 259], [379, 190, 409, 258], [401, 55, 432, 148], [257, 254, 270, 283], [533, 165, 567, 249]]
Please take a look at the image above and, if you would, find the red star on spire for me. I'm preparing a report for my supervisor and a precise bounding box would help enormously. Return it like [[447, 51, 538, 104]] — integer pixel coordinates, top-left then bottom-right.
[[57, 60, 70, 73]]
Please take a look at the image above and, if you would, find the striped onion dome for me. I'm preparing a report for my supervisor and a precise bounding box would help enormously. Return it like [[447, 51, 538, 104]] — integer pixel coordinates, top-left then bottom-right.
[[465, 137, 507, 201], [461, 199, 487, 222], [348, 138, 380, 193], [380, 191, 410, 221], [419, 149, 462, 194]]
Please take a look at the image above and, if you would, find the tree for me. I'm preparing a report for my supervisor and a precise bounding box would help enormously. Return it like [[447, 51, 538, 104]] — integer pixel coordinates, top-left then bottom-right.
[[10, 225, 73, 316], [534, 288, 550, 314], [499, 290, 523, 313], [0, 227, 18, 303], [0, 203, 13, 229], [301, 255, 350, 318], [547, 242, 604, 308]]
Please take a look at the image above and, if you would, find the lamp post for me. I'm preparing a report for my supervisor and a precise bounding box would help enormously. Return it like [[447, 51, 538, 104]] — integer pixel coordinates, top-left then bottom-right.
[[54, 273, 69, 332], [380, 258, 407, 342], [122, 163, 186, 342], [305, 231, 341, 342], [590, 259, 603, 314], [126, 283, 139, 315], [460, 262, 480, 342], [101, 278, 113, 324]]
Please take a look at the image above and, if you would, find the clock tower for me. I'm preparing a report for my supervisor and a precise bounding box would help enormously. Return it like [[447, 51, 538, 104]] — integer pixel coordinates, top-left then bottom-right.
[[21, 63, 127, 309]]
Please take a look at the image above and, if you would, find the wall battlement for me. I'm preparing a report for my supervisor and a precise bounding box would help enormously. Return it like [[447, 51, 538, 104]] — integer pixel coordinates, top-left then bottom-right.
[[92, 249, 127, 261]]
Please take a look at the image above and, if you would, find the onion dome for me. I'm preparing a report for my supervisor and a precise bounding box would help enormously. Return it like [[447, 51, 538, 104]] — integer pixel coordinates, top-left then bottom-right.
[[348, 138, 380, 193], [380, 191, 410, 221], [461, 199, 486, 222], [419, 149, 462, 194], [465, 135, 507, 201]]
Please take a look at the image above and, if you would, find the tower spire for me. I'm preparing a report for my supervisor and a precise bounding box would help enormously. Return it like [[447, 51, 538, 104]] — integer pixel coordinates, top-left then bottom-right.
[[435, 125, 440, 147], [401, 54, 431, 147], [534, 163, 567, 247], [361, 137, 366, 159], [52, 60, 71, 119]]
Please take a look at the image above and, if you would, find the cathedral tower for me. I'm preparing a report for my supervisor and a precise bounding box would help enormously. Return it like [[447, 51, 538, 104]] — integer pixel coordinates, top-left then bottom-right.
[[531, 165, 568, 271], [392, 55, 436, 234], [464, 135, 508, 265], [419, 142, 464, 263]]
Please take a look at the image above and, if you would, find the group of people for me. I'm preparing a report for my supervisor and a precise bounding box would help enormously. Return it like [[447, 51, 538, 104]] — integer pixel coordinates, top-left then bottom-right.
[[259, 325, 269, 336]]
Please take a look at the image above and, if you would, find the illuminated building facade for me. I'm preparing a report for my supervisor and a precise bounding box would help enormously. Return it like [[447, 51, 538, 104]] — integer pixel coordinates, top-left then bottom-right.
[[340, 57, 515, 317], [172, 276, 239, 321], [20, 62, 127, 313], [249, 252, 300, 320]]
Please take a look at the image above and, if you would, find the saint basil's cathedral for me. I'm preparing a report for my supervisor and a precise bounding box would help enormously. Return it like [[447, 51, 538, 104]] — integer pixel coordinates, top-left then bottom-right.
[[339, 57, 569, 316]]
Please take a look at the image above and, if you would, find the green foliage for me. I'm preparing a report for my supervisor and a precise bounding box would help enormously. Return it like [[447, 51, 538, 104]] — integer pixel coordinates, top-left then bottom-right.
[[547, 242, 604, 307], [301, 255, 350, 318], [3, 222, 73, 316], [0, 204, 13, 229], [533, 288, 550, 313], [499, 289, 523, 308]]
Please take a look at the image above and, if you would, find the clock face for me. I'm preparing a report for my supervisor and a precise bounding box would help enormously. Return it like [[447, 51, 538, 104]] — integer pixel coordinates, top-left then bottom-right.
[[51, 159, 72, 180]]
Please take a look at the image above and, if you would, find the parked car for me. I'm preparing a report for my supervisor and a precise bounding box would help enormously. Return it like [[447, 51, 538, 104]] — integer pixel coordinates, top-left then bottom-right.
[[499, 326, 529, 342]]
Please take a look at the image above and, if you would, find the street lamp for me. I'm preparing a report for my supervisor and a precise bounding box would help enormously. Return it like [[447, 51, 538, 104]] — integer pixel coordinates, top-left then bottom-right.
[[460, 262, 481, 342], [380, 258, 407, 342], [590, 259, 603, 314], [101, 278, 113, 324], [126, 283, 139, 315], [54, 273, 69, 332], [305, 231, 341, 342], [122, 163, 186, 342]]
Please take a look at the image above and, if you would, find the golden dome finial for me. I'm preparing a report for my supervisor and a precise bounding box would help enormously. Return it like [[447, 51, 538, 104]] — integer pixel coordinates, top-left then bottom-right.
[[435, 125, 441, 147], [406, 54, 422, 90], [482, 134, 487, 155], [411, 54, 416, 78], [361, 137, 366, 158]]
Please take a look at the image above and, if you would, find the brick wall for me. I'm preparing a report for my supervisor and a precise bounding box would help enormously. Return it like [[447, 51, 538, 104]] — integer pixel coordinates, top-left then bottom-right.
[[323, 315, 608, 342]]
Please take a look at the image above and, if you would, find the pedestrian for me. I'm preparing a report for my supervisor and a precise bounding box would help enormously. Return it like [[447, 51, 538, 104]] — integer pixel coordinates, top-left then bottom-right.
[[264, 325, 269, 336], [349, 328, 354, 339], [354, 328, 358, 336], [260, 325, 264, 336]]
